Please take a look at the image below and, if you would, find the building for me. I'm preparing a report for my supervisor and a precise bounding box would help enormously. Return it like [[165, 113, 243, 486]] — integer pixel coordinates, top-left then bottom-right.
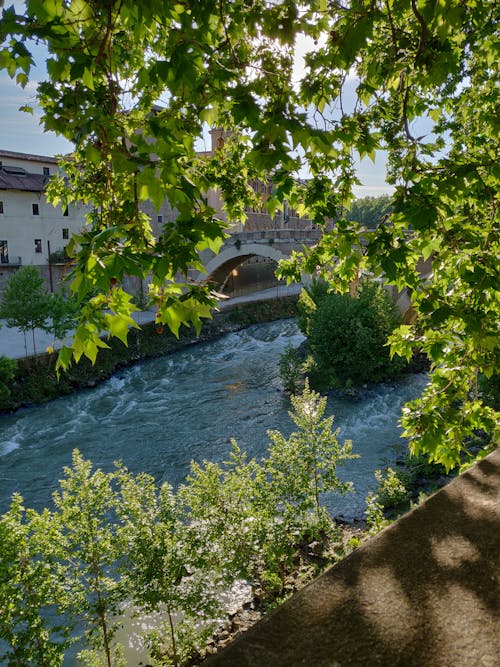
[[0, 133, 315, 296], [0, 149, 84, 292], [0, 148, 177, 294], [206, 128, 314, 233]]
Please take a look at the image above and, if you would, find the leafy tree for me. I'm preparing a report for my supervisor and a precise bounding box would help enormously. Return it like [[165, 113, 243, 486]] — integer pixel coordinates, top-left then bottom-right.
[[183, 385, 358, 599], [0, 266, 49, 357], [0, 403, 359, 664], [114, 466, 223, 667], [1, 0, 498, 467], [346, 196, 393, 228], [50, 451, 127, 667], [179, 442, 283, 597], [276, 1, 500, 469]]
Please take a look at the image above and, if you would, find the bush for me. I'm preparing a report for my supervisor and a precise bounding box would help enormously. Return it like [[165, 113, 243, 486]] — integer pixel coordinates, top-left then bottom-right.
[[296, 281, 329, 336], [365, 466, 411, 534], [299, 279, 407, 389], [0, 356, 16, 400], [373, 467, 411, 509], [279, 344, 304, 394]]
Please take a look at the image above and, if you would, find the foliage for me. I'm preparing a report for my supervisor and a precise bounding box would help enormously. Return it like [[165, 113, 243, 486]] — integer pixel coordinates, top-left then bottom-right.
[[0, 355, 16, 401], [115, 466, 223, 667], [478, 373, 500, 412], [346, 195, 392, 228], [365, 449, 450, 534], [295, 280, 330, 336], [0, 266, 49, 356], [44, 291, 79, 349], [0, 384, 358, 666], [0, 495, 70, 667], [276, 1, 500, 468], [364, 467, 410, 535], [266, 380, 357, 521], [400, 449, 447, 483], [0, 0, 299, 369], [298, 280, 407, 389], [279, 343, 304, 394], [372, 467, 411, 509], [180, 442, 282, 597], [364, 492, 389, 536], [182, 386, 357, 600], [1, 0, 497, 464], [50, 451, 128, 667]]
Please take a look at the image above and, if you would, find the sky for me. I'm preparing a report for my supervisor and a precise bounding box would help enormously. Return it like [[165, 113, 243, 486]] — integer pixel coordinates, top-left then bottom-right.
[[0, 21, 392, 198]]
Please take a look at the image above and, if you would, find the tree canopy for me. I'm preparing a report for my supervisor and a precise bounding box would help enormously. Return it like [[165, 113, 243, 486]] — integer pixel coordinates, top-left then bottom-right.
[[1, 0, 498, 467]]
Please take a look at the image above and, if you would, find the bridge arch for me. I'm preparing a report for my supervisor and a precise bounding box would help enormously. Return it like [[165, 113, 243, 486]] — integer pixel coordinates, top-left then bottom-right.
[[204, 242, 287, 278]]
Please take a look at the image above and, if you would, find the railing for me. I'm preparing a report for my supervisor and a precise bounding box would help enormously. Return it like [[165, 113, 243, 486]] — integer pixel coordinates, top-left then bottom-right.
[[228, 229, 324, 243]]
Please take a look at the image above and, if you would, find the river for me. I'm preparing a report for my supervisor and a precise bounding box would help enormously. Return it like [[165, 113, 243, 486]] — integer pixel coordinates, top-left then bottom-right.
[[0, 319, 427, 520]]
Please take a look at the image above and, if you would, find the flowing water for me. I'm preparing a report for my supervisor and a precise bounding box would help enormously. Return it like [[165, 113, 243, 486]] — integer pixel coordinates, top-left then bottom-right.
[[0, 319, 427, 519]]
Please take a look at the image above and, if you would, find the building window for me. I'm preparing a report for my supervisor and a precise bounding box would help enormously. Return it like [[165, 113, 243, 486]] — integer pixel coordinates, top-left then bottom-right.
[[34, 239, 42, 253], [0, 240, 8, 264], [63, 206, 69, 216], [32, 203, 39, 215], [43, 167, 50, 176], [0, 201, 3, 214], [62, 228, 69, 240], [157, 215, 163, 223]]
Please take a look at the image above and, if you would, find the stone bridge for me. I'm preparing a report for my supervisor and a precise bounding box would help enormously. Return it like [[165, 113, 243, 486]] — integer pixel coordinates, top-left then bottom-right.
[[193, 228, 323, 285], [193, 228, 414, 316]]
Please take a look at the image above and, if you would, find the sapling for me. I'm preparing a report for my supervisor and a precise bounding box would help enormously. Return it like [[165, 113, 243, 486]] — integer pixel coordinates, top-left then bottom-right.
[[115, 465, 223, 667], [50, 450, 127, 667], [265, 380, 358, 522], [0, 495, 71, 667], [0, 266, 50, 356]]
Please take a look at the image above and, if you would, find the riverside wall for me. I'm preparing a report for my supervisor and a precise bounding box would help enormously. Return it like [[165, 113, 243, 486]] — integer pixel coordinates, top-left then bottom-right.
[[0, 294, 299, 413]]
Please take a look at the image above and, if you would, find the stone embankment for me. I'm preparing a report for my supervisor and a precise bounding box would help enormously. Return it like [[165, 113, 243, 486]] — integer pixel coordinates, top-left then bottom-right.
[[0, 291, 300, 412]]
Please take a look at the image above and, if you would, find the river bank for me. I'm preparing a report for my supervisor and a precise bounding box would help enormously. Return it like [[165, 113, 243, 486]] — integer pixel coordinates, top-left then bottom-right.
[[0, 295, 299, 413]]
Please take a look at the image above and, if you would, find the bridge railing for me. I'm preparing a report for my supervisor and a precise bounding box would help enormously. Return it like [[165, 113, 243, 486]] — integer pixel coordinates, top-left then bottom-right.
[[228, 228, 324, 243]]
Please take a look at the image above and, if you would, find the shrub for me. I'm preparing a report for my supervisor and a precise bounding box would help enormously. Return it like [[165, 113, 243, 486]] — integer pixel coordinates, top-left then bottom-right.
[[373, 467, 411, 509], [301, 279, 407, 389], [279, 344, 304, 393], [296, 281, 329, 336], [0, 356, 16, 400]]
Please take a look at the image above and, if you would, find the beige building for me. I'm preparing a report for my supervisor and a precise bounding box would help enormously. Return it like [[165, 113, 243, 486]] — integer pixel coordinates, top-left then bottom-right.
[[0, 148, 178, 293], [0, 149, 85, 291]]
